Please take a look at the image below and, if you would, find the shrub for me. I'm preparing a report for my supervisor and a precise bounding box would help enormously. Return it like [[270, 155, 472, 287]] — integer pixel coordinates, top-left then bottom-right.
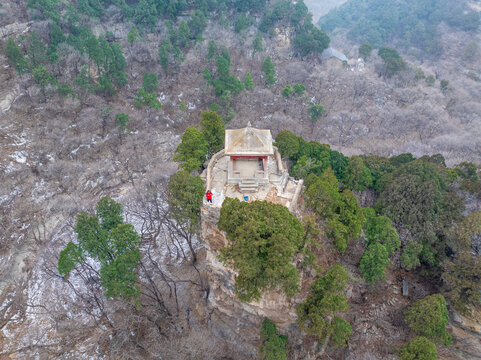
[[404, 294, 452, 346]]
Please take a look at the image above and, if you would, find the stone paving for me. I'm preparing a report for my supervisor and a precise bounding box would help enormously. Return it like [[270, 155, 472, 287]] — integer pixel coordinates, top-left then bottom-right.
[[202, 154, 301, 209]]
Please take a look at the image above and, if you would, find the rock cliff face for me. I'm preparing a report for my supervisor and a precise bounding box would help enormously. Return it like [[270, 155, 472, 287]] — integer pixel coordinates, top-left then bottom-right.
[[200, 204, 299, 359]]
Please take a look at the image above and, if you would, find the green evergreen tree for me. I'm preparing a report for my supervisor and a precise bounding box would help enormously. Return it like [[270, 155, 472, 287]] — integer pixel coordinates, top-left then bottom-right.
[[259, 318, 288, 360], [244, 72, 255, 90], [401, 241, 423, 270], [134, 88, 161, 109], [365, 215, 400, 255], [309, 104, 325, 122], [399, 337, 437, 360], [359, 41, 373, 60], [33, 65, 56, 100], [5, 38, 29, 73], [142, 72, 158, 92], [404, 294, 452, 346], [218, 198, 304, 302], [115, 112, 129, 139], [28, 32, 48, 67], [293, 83, 306, 95], [173, 126, 208, 172], [58, 197, 141, 301], [200, 110, 225, 155], [127, 26, 141, 45], [282, 85, 294, 97], [297, 264, 351, 347], [343, 156, 373, 191], [262, 56, 277, 85], [360, 242, 390, 284], [253, 33, 263, 53], [207, 40, 218, 60]]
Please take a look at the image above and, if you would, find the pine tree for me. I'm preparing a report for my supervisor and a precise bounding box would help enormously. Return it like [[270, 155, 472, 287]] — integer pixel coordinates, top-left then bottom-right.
[[244, 72, 255, 90], [6, 38, 29, 73], [262, 56, 276, 85]]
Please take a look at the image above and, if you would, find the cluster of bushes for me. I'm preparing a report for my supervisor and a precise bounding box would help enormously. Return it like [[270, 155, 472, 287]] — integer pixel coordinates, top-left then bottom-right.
[[319, 0, 480, 56], [275, 130, 478, 281], [304, 169, 364, 253]]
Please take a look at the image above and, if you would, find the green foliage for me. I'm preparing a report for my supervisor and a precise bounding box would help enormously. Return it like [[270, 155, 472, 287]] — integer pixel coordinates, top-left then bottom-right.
[[142, 72, 158, 93], [401, 241, 423, 271], [305, 169, 365, 253], [362, 155, 395, 192], [244, 72, 255, 90], [218, 198, 304, 302], [330, 150, 348, 180], [319, 0, 479, 56], [262, 56, 276, 85], [200, 110, 225, 155], [27, 0, 60, 21], [207, 40, 218, 60], [234, 13, 253, 33], [33, 65, 57, 97], [58, 242, 83, 276], [455, 162, 478, 182], [377, 159, 463, 268], [179, 101, 187, 111], [6, 38, 29, 73], [167, 171, 205, 235], [442, 211, 481, 313], [294, 24, 330, 57], [399, 337, 437, 360], [259, 318, 288, 360], [365, 215, 400, 255], [158, 40, 173, 72], [115, 112, 129, 135], [378, 46, 406, 77], [173, 126, 208, 172], [297, 264, 351, 345], [49, 22, 65, 48], [404, 294, 452, 346], [330, 316, 352, 348], [425, 75, 435, 86], [359, 41, 373, 60], [28, 32, 48, 67], [282, 85, 294, 97], [360, 242, 390, 284], [128, 26, 141, 45], [188, 9, 207, 39], [389, 153, 415, 167], [134, 88, 162, 109], [309, 104, 326, 122], [253, 33, 263, 53], [274, 130, 301, 159], [57, 83, 76, 98], [58, 197, 141, 301], [440, 80, 449, 92], [343, 156, 373, 191], [293, 83, 306, 96]]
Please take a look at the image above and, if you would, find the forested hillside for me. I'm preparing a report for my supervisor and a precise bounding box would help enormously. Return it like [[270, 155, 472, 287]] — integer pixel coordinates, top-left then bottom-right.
[[1, 0, 481, 359]]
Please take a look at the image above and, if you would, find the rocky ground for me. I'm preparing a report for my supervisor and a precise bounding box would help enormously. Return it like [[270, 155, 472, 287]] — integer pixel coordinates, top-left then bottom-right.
[[1, 1, 481, 359]]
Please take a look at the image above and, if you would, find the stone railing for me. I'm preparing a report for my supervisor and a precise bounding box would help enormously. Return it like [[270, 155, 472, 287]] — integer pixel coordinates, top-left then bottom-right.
[[273, 146, 284, 173], [289, 179, 304, 212], [205, 149, 225, 190]]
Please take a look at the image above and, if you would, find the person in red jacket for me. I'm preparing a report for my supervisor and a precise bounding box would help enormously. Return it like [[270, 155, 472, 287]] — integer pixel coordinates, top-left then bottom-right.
[[206, 190, 213, 203]]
